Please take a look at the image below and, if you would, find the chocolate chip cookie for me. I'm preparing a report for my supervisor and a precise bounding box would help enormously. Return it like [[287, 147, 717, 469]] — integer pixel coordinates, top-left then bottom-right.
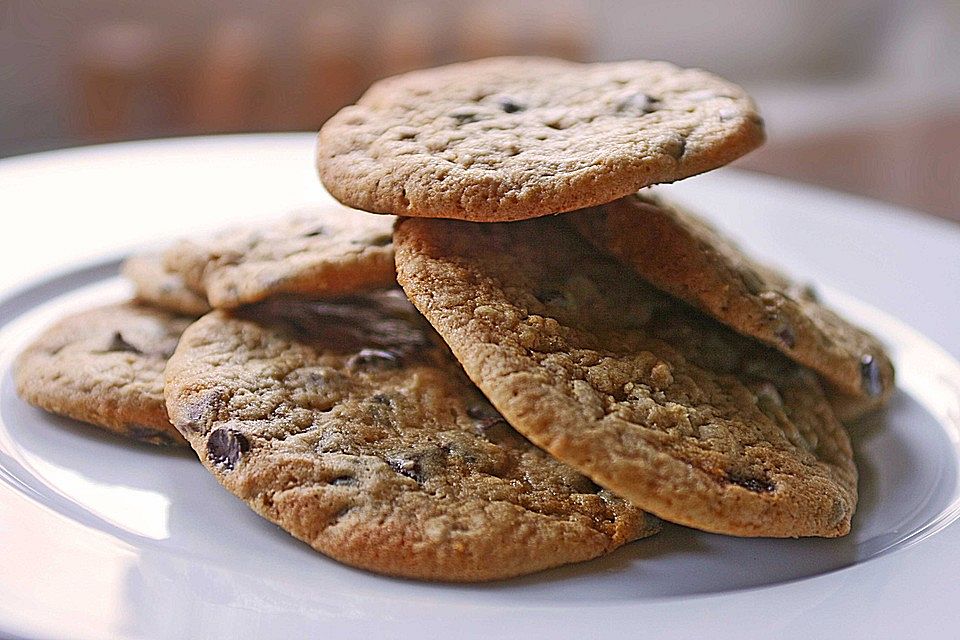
[[15, 302, 190, 446], [318, 56, 764, 221], [122, 253, 212, 316], [568, 193, 894, 420], [161, 205, 396, 308], [164, 291, 658, 581], [395, 217, 857, 538]]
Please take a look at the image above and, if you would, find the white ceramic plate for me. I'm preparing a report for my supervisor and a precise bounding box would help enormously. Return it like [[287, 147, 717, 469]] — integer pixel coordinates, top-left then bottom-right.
[[1, 135, 959, 639]]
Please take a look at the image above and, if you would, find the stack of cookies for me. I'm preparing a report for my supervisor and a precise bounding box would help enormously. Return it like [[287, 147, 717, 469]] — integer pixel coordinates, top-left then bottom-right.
[[15, 57, 894, 582]]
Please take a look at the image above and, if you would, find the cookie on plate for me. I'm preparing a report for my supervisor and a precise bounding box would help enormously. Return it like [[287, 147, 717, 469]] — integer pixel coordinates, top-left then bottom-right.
[[122, 253, 211, 316], [164, 291, 658, 581], [568, 193, 894, 420], [15, 302, 190, 446], [318, 56, 764, 221], [395, 216, 857, 538], [162, 205, 396, 308]]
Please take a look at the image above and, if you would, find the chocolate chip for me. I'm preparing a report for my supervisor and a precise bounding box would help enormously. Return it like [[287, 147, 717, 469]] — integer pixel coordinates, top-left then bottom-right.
[[330, 475, 357, 486], [616, 91, 659, 114], [727, 472, 775, 493], [496, 97, 524, 113], [106, 331, 141, 354], [860, 354, 883, 397], [207, 428, 249, 470], [774, 320, 797, 348], [347, 348, 401, 371]]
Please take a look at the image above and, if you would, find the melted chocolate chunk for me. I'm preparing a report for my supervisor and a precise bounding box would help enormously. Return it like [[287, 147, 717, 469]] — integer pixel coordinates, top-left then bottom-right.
[[106, 331, 141, 355], [496, 97, 524, 113], [727, 472, 776, 493], [347, 348, 401, 371], [207, 428, 250, 470], [860, 354, 883, 397]]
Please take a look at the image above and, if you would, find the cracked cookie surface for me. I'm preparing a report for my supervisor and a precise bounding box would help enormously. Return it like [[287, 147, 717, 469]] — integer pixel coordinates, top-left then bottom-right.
[[569, 193, 894, 420], [15, 302, 190, 446], [395, 217, 857, 538], [163, 290, 658, 581], [161, 205, 396, 308], [122, 253, 212, 316], [318, 56, 764, 221]]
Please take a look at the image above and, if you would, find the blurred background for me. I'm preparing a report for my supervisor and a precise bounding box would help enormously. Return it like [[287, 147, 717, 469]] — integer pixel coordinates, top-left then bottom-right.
[[1, 0, 958, 220]]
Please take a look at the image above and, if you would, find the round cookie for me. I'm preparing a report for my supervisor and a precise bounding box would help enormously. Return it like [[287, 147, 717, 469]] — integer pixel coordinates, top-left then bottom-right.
[[161, 205, 396, 309], [567, 193, 894, 420], [15, 302, 190, 446], [164, 291, 658, 581], [122, 253, 212, 316], [395, 217, 858, 538], [318, 56, 764, 221]]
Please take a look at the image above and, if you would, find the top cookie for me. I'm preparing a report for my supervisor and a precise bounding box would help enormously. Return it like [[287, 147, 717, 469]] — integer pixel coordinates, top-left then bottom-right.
[[161, 205, 396, 308], [395, 216, 857, 538], [568, 193, 894, 417], [318, 57, 764, 221]]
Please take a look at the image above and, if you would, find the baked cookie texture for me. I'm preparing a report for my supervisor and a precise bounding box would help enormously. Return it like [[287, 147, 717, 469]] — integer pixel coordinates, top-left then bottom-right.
[[122, 253, 212, 316], [569, 193, 895, 420], [318, 57, 764, 221], [15, 302, 190, 446], [164, 291, 658, 581], [161, 205, 396, 309], [395, 217, 858, 538]]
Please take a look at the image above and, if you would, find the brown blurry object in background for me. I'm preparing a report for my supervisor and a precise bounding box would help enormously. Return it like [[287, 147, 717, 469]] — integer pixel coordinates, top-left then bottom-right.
[[297, 7, 370, 129], [456, 2, 524, 60], [190, 18, 269, 134], [76, 22, 163, 141], [738, 111, 960, 222], [521, 0, 591, 61], [375, 4, 438, 79]]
